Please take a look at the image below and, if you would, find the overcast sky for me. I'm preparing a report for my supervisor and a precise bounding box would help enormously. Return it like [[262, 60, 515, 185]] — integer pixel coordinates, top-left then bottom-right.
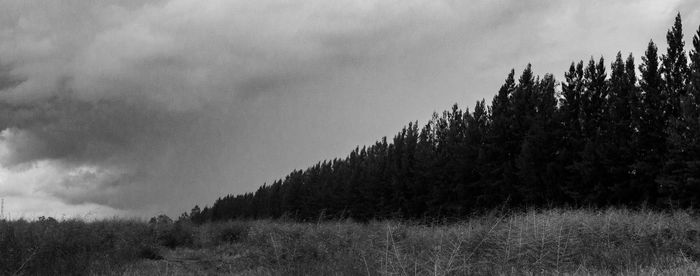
[[0, 0, 698, 219]]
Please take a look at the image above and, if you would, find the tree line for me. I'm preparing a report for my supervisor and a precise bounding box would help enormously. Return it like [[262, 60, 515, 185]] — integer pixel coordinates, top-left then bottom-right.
[[187, 14, 700, 223]]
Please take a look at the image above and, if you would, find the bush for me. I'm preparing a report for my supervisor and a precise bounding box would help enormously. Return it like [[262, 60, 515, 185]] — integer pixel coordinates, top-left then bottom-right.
[[158, 221, 195, 248], [216, 222, 250, 243], [139, 245, 164, 260]]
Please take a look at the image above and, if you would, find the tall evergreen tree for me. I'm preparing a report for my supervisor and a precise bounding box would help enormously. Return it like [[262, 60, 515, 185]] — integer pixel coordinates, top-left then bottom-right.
[[560, 61, 586, 203], [603, 52, 638, 203], [577, 57, 610, 204], [660, 24, 700, 206], [659, 14, 690, 206], [516, 74, 561, 204], [459, 100, 488, 210], [483, 70, 517, 207], [509, 64, 537, 205], [661, 13, 690, 118], [692, 26, 700, 107], [637, 40, 666, 204]]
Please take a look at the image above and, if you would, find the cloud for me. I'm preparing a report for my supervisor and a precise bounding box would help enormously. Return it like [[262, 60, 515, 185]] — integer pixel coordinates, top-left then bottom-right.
[[0, 0, 697, 217]]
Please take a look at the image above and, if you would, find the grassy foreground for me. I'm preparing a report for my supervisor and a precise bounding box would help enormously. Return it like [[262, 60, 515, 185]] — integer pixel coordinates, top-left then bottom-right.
[[2, 209, 700, 275]]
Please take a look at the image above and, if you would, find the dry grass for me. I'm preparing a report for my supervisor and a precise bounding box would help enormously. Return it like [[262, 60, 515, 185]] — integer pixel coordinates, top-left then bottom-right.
[[3, 208, 700, 275], [225, 208, 700, 275], [122, 208, 700, 275]]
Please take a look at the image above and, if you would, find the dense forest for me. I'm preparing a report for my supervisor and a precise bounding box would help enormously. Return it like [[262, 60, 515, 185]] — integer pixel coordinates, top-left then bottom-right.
[[187, 14, 700, 222]]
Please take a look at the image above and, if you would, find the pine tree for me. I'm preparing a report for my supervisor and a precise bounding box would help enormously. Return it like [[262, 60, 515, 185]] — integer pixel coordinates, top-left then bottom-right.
[[692, 26, 700, 107], [560, 61, 586, 203], [513, 64, 537, 133], [410, 121, 436, 217], [690, 26, 700, 111], [461, 99, 489, 209], [661, 13, 689, 118], [561, 61, 585, 136], [659, 14, 690, 206], [577, 57, 609, 204], [603, 52, 638, 203], [516, 74, 561, 204], [483, 70, 517, 207], [581, 57, 608, 138], [660, 24, 700, 206], [687, 25, 700, 204], [636, 40, 666, 204]]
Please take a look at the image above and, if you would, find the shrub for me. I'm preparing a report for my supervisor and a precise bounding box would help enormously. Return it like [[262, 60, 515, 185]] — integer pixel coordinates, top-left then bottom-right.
[[215, 222, 250, 243], [139, 245, 164, 260], [158, 221, 195, 248]]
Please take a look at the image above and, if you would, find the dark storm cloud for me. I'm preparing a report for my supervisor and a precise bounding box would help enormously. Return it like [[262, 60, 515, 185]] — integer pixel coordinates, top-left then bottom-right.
[[0, 92, 194, 166], [0, 64, 23, 91], [0, 72, 206, 211]]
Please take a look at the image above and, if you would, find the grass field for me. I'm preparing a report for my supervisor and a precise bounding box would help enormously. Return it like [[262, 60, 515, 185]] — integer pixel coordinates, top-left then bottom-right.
[[2, 208, 700, 275]]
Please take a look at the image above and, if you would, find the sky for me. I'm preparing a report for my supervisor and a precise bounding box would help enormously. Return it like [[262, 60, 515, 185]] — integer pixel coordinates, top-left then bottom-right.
[[0, 0, 698, 219]]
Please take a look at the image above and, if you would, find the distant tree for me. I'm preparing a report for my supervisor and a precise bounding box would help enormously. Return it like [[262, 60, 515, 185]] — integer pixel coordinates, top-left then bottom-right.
[[461, 99, 488, 209], [516, 74, 562, 205], [660, 23, 700, 206], [692, 25, 700, 106], [602, 52, 639, 203], [574, 57, 609, 204], [661, 13, 690, 118], [636, 40, 666, 204], [190, 205, 201, 217], [581, 57, 609, 138], [560, 61, 586, 203], [508, 64, 537, 205], [482, 69, 517, 207], [149, 214, 173, 225]]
